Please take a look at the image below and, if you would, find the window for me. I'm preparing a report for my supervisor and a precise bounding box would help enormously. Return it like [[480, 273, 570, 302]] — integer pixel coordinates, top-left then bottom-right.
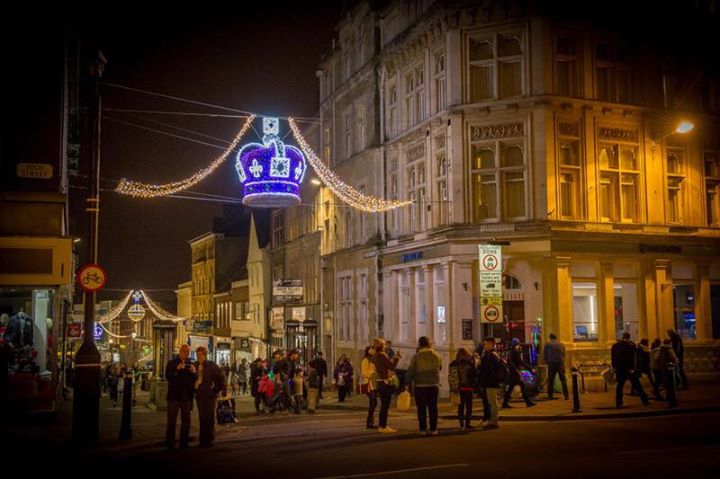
[[344, 111, 352, 159], [272, 212, 284, 247], [398, 271, 410, 341], [359, 186, 367, 242], [572, 282, 599, 341], [470, 132, 526, 221], [435, 135, 449, 226], [594, 39, 629, 103], [554, 30, 580, 97], [415, 269, 428, 338], [345, 211, 353, 248], [433, 52, 446, 113], [468, 30, 523, 101], [356, 103, 366, 151], [598, 137, 641, 223], [666, 145, 687, 224], [673, 284, 696, 340], [358, 272, 368, 343], [434, 266, 447, 344], [557, 121, 584, 219], [342, 37, 352, 80], [705, 147, 720, 226], [323, 127, 332, 163], [357, 24, 366, 67], [406, 144, 426, 233], [387, 84, 397, 138], [405, 66, 425, 127], [614, 283, 638, 339], [338, 275, 353, 341]]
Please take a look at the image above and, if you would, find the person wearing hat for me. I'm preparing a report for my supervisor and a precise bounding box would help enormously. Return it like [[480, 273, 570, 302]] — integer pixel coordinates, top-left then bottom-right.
[[502, 338, 536, 408]]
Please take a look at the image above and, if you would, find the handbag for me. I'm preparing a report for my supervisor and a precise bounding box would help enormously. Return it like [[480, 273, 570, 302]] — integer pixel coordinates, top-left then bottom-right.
[[396, 390, 411, 411]]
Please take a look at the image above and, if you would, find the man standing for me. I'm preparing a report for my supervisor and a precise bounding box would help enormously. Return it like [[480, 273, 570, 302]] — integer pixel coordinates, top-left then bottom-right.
[[543, 333, 569, 400], [478, 337, 505, 429], [194, 346, 227, 447], [165, 344, 196, 450], [611, 332, 649, 408], [309, 352, 328, 399], [667, 329, 688, 390]]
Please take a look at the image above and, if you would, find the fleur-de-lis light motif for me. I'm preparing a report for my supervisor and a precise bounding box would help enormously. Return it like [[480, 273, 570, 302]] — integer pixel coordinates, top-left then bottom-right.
[[249, 158, 263, 178], [294, 163, 304, 181]]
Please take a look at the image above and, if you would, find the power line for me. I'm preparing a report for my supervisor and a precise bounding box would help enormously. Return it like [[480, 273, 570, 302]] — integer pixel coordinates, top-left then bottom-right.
[[103, 108, 249, 118], [112, 111, 235, 145], [102, 116, 227, 150]]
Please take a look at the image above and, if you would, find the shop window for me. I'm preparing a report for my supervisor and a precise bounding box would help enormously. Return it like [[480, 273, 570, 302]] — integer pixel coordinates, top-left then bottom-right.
[[572, 282, 599, 341], [673, 284, 696, 340], [434, 266, 447, 345], [614, 283, 638, 339]]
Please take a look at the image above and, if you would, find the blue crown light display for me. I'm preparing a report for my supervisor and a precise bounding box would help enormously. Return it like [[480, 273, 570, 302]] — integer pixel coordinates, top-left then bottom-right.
[[235, 117, 307, 208]]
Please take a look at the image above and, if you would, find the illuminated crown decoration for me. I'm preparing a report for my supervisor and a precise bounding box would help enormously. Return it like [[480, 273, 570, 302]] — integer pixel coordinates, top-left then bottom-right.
[[235, 117, 306, 208]]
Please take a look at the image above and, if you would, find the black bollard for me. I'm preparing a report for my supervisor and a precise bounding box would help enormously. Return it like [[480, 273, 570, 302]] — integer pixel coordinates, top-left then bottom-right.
[[667, 363, 678, 409], [571, 367, 582, 413], [119, 372, 133, 440]]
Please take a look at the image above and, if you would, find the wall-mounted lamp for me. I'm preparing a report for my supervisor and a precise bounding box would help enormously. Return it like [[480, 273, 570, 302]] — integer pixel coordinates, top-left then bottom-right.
[[652, 120, 694, 146], [462, 282, 468, 292]]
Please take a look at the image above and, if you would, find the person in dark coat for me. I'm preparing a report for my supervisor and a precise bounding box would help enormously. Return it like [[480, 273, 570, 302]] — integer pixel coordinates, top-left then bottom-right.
[[449, 348, 477, 430], [250, 358, 266, 414], [165, 344, 197, 450], [478, 337, 504, 429], [611, 332, 648, 408], [333, 354, 353, 402], [543, 333, 569, 400], [635, 338, 655, 394], [502, 338, 536, 408], [309, 352, 328, 399], [194, 346, 227, 447], [667, 329, 688, 390]]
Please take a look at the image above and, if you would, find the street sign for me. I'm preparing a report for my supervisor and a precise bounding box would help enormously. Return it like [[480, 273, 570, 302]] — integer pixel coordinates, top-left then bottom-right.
[[66, 323, 82, 338], [77, 264, 107, 292], [479, 245, 503, 323], [273, 279, 303, 303], [16, 162, 53, 179]]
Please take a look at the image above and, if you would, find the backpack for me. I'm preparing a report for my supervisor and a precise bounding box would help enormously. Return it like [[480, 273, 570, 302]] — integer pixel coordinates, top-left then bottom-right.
[[448, 363, 460, 392]]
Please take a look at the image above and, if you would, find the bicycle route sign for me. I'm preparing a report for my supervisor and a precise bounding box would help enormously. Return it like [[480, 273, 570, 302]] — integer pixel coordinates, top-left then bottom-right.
[[77, 264, 108, 292], [478, 244, 503, 323]]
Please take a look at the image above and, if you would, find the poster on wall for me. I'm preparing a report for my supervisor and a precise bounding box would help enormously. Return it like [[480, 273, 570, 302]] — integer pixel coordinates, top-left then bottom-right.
[[479, 244, 503, 323], [270, 306, 285, 330]]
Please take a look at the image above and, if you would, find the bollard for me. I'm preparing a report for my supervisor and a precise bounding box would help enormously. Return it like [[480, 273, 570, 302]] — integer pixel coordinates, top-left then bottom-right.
[[571, 367, 582, 413], [667, 363, 678, 409], [119, 372, 133, 440]]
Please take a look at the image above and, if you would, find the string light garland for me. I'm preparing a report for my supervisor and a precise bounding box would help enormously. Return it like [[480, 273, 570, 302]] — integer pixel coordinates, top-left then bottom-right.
[[115, 114, 256, 198], [140, 290, 186, 322], [288, 118, 412, 212], [97, 290, 134, 324]]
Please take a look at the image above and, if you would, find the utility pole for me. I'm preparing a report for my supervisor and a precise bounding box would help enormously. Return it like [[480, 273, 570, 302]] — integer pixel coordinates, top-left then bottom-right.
[[72, 48, 106, 446]]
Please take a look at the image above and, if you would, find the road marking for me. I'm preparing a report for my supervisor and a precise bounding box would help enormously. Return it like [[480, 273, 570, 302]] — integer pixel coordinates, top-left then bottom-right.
[[315, 463, 470, 479], [613, 444, 720, 455]]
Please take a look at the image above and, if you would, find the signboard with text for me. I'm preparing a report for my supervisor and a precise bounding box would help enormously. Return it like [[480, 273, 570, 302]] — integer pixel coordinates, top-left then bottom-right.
[[272, 279, 303, 303], [479, 244, 503, 323]]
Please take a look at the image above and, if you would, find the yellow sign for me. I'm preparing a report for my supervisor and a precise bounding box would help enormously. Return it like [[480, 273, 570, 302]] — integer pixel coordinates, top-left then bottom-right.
[[17, 163, 53, 179]]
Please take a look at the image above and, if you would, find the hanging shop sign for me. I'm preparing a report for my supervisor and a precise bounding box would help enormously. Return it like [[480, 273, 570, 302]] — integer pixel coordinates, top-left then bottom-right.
[[235, 117, 306, 208], [77, 264, 107, 292], [273, 279, 303, 303], [478, 244, 503, 323], [16, 162, 53, 179]]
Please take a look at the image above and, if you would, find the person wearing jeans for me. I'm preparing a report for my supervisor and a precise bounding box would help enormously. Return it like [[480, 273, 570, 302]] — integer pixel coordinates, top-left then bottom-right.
[[371, 337, 400, 433], [449, 348, 477, 429], [478, 337, 503, 429], [360, 346, 378, 428], [406, 336, 442, 435]]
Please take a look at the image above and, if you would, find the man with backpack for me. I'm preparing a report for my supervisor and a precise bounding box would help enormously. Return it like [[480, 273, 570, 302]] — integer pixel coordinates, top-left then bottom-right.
[[478, 337, 508, 429]]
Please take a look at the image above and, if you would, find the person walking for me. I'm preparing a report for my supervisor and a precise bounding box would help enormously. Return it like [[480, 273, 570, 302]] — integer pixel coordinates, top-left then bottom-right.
[[635, 338, 656, 394], [667, 329, 688, 390], [238, 358, 249, 395], [406, 336, 443, 436], [306, 364, 320, 413], [654, 339, 679, 408], [502, 338, 536, 409], [194, 346, 227, 447], [543, 333, 569, 400], [611, 332, 649, 408], [334, 354, 352, 402], [309, 352, 328, 399], [478, 337, 505, 429], [372, 337, 401, 433], [360, 345, 378, 429], [165, 344, 196, 450], [449, 348, 478, 430]]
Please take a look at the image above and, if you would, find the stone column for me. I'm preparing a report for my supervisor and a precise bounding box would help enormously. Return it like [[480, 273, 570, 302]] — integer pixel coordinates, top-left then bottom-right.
[[696, 263, 711, 342], [653, 259, 674, 338], [599, 262, 615, 345]]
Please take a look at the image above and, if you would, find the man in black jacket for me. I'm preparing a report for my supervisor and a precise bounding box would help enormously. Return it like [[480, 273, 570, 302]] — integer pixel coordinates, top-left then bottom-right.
[[502, 338, 536, 408], [611, 333, 648, 408], [478, 337, 505, 429], [309, 352, 328, 399], [194, 346, 227, 447], [667, 329, 688, 390], [165, 344, 196, 450]]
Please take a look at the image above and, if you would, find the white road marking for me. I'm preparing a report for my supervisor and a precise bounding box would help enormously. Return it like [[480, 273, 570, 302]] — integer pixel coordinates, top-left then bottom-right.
[[314, 463, 470, 479]]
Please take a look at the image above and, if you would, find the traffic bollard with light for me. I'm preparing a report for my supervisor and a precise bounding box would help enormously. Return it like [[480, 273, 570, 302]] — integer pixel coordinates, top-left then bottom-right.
[[571, 367, 582, 413]]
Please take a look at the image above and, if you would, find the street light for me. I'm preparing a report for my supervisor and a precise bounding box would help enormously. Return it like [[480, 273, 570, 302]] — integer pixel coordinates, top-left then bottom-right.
[[652, 120, 695, 146]]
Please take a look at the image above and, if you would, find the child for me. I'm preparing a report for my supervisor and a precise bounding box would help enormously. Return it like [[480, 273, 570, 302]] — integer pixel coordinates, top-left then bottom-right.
[[291, 367, 305, 414], [306, 365, 319, 413], [257, 373, 275, 413]]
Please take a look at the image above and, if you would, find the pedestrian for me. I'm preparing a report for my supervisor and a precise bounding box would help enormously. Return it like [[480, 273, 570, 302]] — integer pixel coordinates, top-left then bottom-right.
[[238, 358, 249, 395], [360, 345, 378, 429], [656, 339, 679, 408], [543, 333, 569, 400], [611, 332, 649, 408], [271, 350, 291, 411], [165, 344, 196, 450], [371, 337, 401, 433], [667, 329, 688, 390], [194, 346, 227, 447], [502, 338, 536, 409], [334, 354, 352, 402], [635, 338, 656, 394], [385, 340, 396, 360], [108, 364, 120, 407], [309, 352, 328, 399], [449, 348, 477, 430], [291, 367, 304, 414], [406, 336, 442, 436], [306, 364, 319, 412], [250, 358, 266, 414], [478, 337, 505, 429]]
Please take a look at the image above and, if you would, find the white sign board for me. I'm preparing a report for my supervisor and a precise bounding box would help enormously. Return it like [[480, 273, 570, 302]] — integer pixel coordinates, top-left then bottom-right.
[[479, 244, 503, 323], [291, 307, 306, 322], [270, 306, 285, 330]]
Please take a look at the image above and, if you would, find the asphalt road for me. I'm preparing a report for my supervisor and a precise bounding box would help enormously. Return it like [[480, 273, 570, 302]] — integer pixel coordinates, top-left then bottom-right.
[[37, 409, 720, 479]]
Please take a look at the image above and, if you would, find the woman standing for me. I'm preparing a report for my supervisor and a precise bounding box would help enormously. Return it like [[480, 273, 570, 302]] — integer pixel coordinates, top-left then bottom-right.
[[360, 345, 378, 429], [406, 336, 442, 436], [334, 354, 352, 402], [238, 358, 249, 395], [449, 348, 477, 430], [372, 337, 401, 433]]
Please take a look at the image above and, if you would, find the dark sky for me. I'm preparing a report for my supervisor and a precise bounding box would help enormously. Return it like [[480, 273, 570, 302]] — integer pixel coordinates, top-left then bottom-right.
[[5, 1, 341, 305]]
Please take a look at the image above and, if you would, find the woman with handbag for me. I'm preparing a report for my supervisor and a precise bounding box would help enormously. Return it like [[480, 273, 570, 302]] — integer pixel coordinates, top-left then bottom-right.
[[334, 354, 352, 402], [406, 336, 443, 436], [360, 346, 378, 429], [371, 337, 401, 433]]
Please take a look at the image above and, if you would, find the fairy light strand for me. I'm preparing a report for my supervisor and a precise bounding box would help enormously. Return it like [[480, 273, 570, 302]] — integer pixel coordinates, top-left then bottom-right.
[[97, 290, 134, 324], [141, 290, 186, 322], [288, 118, 412, 213], [115, 115, 256, 198]]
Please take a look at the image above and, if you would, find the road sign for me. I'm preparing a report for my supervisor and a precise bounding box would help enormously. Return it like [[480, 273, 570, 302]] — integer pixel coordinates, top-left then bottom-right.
[[479, 245, 503, 323], [77, 264, 107, 292]]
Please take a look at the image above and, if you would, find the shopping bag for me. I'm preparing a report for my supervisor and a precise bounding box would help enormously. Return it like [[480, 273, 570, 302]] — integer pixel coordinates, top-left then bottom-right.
[[216, 398, 237, 424], [396, 390, 411, 411]]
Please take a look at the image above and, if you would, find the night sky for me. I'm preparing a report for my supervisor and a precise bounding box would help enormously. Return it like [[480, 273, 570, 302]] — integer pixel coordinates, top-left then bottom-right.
[[4, 1, 341, 305]]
